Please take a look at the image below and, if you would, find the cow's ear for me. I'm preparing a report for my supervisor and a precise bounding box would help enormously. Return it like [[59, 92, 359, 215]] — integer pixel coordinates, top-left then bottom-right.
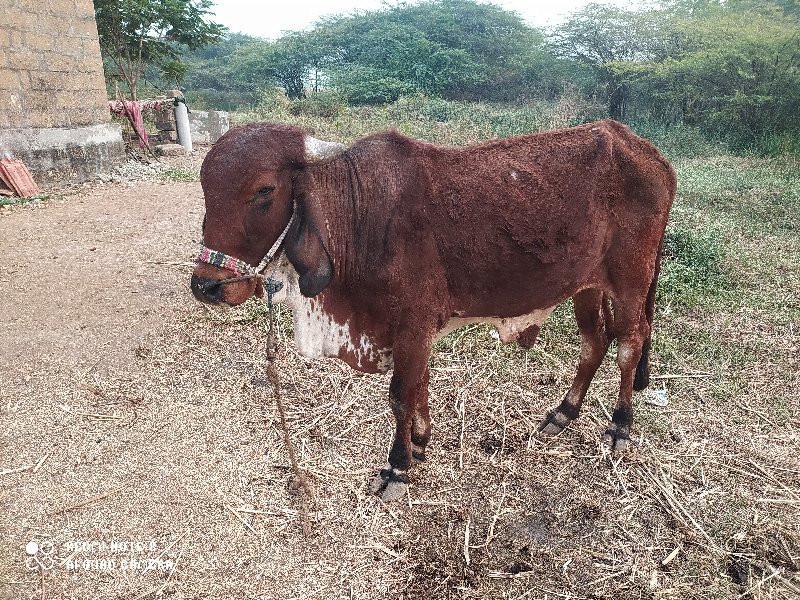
[[285, 195, 334, 297]]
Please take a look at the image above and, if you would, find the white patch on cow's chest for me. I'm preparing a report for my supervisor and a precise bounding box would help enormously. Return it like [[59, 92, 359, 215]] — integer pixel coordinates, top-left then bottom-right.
[[437, 308, 556, 343], [266, 257, 392, 372]]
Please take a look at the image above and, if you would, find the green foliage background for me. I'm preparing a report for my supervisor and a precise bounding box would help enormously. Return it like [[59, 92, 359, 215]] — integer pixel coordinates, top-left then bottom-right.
[[97, 0, 800, 154]]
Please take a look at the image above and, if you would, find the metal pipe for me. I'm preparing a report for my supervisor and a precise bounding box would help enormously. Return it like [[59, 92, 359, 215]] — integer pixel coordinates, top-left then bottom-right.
[[174, 98, 192, 153]]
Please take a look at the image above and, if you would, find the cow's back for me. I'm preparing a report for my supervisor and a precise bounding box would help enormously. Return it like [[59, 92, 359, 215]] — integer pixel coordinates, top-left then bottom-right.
[[400, 121, 674, 316], [417, 120, 675, 316], [334, 122, 675, 319]]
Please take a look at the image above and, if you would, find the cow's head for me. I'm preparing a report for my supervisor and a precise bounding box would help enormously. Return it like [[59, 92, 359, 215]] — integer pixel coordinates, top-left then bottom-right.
[[190, 123, 345, 306]]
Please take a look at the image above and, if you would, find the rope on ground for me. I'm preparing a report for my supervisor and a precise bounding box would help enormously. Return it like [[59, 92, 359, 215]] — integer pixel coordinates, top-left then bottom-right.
[[261, 281, 314, 536], [266, 359, 314, 537]]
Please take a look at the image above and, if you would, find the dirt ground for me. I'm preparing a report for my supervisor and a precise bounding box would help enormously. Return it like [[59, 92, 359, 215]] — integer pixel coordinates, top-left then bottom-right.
[[1, 153, 798, 600]]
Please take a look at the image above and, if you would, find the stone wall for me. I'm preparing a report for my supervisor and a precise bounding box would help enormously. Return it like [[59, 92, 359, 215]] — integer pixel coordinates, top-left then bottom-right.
[[0, 0, 123, 185], [188, 110, 229, 144]]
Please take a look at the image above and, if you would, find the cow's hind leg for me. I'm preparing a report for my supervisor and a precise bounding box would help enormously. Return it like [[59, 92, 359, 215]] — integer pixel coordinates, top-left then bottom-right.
[[602, 296, 651, 452], [539, 289, 613, 436], [369, 337, 431, 501]]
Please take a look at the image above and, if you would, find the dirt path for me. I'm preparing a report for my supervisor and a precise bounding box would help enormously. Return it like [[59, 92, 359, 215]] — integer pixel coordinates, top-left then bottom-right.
[[0, 179, 202, 372]]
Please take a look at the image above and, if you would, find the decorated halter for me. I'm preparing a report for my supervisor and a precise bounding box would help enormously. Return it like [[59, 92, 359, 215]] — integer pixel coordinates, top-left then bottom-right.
[[195, 202, 297, 282]]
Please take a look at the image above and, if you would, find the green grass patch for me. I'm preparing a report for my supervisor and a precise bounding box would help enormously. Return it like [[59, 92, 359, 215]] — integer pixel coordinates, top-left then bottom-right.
[[675, 156, 800, 235], [159, 166, 199, 182], [670, 154, 800, 317], [659, 226, 732, 306], [0, 193, 50, 207]]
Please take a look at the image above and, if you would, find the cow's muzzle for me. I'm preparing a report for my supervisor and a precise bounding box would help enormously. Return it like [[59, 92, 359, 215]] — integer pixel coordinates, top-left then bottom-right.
[[191, 274, 224, 304]]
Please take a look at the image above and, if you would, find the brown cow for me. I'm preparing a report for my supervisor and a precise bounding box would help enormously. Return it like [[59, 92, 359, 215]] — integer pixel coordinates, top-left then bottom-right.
[[191, 120, 676, 501]]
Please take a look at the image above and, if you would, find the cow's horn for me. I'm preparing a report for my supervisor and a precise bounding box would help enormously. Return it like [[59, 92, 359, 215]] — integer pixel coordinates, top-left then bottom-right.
[[305, 136, 346, 162]]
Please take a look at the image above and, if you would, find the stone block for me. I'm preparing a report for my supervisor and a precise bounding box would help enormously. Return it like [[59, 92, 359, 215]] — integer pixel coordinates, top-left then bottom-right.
[[156, 120, 176, 131], [0, 123, 124, 184], [0, 70, 19, 91], [159, 130, 178, 143], [188, 110, 230, 144], [55, 90, 79, 110], [8, 51, 42, 71], [9, 30, 24, 48], [156, 143, 188, 156], [48, 0, 78, 17], [27, 33, 54, 52], [6, 10, 37, 31], [24, 90, 51, 112], [43, 53, 76, 72], [73, 17, 99, 38]]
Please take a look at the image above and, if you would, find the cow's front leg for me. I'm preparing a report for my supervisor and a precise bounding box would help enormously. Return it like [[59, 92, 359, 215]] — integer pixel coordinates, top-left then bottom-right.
[[369, 340, 431, 502], [411, 367, 431, 464]]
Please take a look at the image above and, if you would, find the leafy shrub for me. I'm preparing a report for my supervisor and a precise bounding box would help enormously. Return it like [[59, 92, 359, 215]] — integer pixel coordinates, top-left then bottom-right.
[[660, 227, 731, 304], [287, 92, 345, 119], [628, 120, 720, 159], [254, 88, 291, 119], [750, 131, 800, 158], [333, 66, 417, 105]]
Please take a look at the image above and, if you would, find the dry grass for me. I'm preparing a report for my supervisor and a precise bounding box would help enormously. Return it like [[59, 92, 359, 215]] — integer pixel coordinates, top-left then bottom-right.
[[2, 288, 797, 599], [1, 136, 798, 599]]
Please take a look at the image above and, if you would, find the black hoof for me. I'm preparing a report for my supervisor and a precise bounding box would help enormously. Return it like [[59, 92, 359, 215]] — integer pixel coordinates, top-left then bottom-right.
[[537, 408, 573, 436], [602, 426, 631, 452], [368, 466, 409, 502]]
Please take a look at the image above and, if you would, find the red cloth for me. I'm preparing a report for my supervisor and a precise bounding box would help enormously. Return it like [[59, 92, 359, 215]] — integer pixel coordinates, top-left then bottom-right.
[[108, 100, 150, 149]]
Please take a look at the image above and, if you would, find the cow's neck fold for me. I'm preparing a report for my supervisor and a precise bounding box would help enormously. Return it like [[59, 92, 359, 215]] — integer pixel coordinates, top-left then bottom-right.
[[305, 153, 362, 284]]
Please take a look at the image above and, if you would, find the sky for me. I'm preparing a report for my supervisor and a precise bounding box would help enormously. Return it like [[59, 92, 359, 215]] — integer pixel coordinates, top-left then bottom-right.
[[207, 0, 638, 40]]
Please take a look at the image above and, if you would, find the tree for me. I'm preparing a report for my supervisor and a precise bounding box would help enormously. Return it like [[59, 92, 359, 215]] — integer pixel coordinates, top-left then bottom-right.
[[551, 4, 679, 118], [181, 33, 262, 109], [312, 0, 543, 103], [231, 33, 329, 100], [95, 0, 225, 100], [631, 0, 800, 146]]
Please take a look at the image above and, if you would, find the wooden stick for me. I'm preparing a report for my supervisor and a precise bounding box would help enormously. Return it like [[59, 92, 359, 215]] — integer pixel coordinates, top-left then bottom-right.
[[463, 515, 471, 565], [1, 464, 36, 476], [225, 504, 257, 535], [267, 360, 314, 536], [48, 487, 122, 516], [651, 373, 711, 380], [32, 454, 48, 474]]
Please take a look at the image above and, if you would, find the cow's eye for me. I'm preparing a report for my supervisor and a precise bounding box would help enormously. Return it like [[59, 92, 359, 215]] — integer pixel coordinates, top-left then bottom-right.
[[254, 186, 274, 210]]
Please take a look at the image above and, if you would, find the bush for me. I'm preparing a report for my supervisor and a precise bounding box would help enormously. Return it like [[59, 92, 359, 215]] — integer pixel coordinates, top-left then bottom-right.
[[749, 131, 800, 158], [660, 227, 731, 304], [287, 92, 345, 119], [628, 120, 721, 159], [332, 66, 417, 105], [254, 88, 291, 119]]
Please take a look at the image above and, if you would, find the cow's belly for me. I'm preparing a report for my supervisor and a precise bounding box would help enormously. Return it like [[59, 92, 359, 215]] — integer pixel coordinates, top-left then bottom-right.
[[437, 307, 556, 343]]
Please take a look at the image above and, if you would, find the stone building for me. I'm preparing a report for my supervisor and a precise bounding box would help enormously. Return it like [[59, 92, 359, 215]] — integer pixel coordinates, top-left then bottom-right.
[[0, 0, 123, 185]]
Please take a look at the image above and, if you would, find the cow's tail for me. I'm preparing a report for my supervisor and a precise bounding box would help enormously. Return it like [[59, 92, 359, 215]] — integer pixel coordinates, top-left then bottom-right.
[[633, 235, 664, 391]]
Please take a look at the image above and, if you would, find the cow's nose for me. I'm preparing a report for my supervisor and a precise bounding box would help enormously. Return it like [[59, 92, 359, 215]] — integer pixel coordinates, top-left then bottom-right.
[[191, 275, 224, 304]]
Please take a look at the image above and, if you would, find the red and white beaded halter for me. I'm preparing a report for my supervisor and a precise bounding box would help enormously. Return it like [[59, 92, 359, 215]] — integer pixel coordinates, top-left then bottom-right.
[[195, 202, 297, 282]]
